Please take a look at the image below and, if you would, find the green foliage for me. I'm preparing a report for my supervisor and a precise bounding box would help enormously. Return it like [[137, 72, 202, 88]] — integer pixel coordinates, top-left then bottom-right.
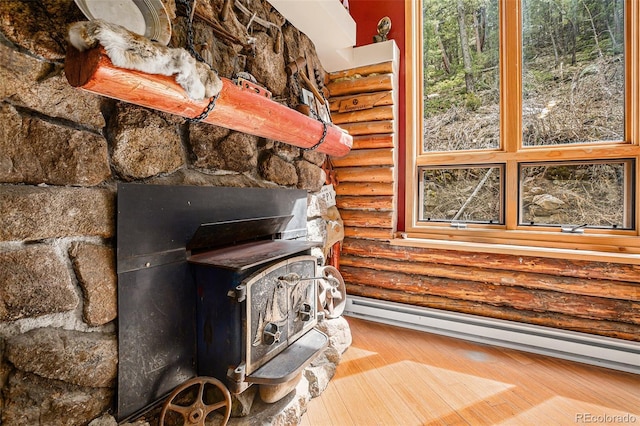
[[464, 92, 481, 111], [424, 72, 467, 115], [423, 0, 624, 121]]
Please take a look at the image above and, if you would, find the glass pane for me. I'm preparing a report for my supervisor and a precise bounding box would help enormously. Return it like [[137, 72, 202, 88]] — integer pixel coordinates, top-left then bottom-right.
[[423, 0, 500, 151], [420, 166, 503, 223], [522, 0, 624, 146], [520, 161, 632, 229]]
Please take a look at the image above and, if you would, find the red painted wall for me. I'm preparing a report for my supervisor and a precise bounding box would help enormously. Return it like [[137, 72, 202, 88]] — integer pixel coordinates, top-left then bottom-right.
[[346, 0, 406, 230]]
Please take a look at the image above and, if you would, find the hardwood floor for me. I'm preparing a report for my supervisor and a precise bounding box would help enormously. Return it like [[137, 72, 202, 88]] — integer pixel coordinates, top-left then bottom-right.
[[301, 317, 640, 426]]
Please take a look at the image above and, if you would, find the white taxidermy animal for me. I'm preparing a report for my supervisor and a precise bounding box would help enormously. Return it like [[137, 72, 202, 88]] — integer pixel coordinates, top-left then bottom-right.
[[67, 19, 222, 101]]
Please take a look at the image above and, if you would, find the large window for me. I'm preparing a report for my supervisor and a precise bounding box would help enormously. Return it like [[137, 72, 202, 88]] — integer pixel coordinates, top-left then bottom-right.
[[405, 0, 640, 256]]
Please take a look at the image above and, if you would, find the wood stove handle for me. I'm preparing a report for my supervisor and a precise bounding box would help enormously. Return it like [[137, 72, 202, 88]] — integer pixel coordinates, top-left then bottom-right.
[[299, 303, 313, 322], [263, 322, 282, 345]]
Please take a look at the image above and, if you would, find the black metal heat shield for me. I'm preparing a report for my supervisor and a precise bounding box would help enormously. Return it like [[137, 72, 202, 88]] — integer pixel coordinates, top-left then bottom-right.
[[116, 184, 310, 421]]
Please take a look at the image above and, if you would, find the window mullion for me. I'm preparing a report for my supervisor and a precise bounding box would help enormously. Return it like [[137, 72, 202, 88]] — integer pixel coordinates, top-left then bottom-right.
[[500, 0, 522, 154], [628, 0, 639, 145], [629, 0, 640, 235], [505, 160, 519, 229], [500, 0, 522, 229]]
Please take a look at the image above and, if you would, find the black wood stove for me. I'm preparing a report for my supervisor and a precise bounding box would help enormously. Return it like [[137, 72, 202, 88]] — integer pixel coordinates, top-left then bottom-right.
[[116, 184, 327, 421], [187, 216, 327, 398]]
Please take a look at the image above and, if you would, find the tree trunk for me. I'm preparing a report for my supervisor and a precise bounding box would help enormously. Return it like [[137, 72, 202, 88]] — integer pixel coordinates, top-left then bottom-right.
[[612, 0, 621, 37], [604, 0, 620, 52], [580, 0, 603, 58], [550, 29, 559, 66], [434, 21, 451, 74], [474, 6, 486, 54], [569, 18, 577, 65], [457, 0, 475, 93]]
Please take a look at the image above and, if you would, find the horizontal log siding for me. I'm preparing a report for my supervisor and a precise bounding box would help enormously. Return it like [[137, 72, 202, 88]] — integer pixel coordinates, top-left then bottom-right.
[[340, 211, 394, 228], [332, 106, 395, 125], [330, 61, 638, 341], [344, 283, 640, 341], [326, 74, 394, 97], [344, 227, 395, 240], [331, 148, 394, 167], [351, 134, 395, 149], [329, 61, 398, 246], [341, 238, 640, 341], [336, 196, 394, 211], [334, 167, 394, 183], [338, 120, 395, 136], [329, 91, 394, 113]]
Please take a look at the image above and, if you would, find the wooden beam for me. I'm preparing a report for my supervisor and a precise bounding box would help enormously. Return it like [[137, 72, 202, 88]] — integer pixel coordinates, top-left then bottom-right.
[[340, 266, 640, 325], [340, 254, 640, 302], [64, 46, 352, 157], [343, 284, 640, 341], [335, 167, 394, 183], [352, 134, 395, 149], [332, 106, 394, 125], [340, 210, 394, 228], [332, 148, 395, 167], [336, 196, 394, 211], [327, 74, 394, 97], [338, 120, 394, 136], [329, 91, 394, 113], [335, 182, 395, 196], [344, 227, 394, 240], [341, 238, 640, 284], [328, 62, 394, 81]]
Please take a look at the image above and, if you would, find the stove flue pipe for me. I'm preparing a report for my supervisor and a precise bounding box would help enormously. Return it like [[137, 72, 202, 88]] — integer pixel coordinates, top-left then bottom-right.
[[64, 46, 353, 157]]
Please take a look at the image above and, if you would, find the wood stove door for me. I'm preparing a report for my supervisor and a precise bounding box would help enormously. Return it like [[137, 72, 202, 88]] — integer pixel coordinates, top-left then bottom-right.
[[244, 255, 318, 376], [286, 258, 318, 343]]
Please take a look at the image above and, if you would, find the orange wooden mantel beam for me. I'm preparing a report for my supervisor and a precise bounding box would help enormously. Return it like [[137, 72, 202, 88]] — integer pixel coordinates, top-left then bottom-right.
[[64, 46, 352, 157]]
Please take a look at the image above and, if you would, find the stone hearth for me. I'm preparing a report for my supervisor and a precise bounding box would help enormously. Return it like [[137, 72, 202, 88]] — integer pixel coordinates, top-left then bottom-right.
[[88, 317, 351, 426]]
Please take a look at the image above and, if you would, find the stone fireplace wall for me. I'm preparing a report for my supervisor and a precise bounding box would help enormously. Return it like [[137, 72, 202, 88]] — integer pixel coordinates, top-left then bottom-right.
[[0, 1, 336, 424]]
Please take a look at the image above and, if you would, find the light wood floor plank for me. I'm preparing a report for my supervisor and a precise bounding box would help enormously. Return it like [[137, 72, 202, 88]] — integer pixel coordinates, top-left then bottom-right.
[[302, 317, 640, 425]]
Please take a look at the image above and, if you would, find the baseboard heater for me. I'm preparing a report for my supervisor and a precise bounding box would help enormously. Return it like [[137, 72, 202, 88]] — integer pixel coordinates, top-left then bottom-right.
[[344, 296, 640, 375]]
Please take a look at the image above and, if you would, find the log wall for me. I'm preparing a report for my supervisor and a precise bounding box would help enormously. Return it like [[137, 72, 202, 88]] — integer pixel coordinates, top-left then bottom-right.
[[327, 63, 640, 342], [327, 61, 397, 241]]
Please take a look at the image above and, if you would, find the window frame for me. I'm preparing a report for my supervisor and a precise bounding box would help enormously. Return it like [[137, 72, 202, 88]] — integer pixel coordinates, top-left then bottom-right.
[[402, 0, 640, 258], [418, 163, 505, 224]]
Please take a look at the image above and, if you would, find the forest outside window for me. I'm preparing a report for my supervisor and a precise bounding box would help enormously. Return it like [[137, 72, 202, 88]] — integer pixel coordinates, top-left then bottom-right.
[[405, 0, 640, 255], [419, 165, 504, 224]]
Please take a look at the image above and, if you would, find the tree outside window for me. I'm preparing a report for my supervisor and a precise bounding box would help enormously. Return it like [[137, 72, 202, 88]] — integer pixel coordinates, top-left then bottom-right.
[[409, 0, 639, 253]]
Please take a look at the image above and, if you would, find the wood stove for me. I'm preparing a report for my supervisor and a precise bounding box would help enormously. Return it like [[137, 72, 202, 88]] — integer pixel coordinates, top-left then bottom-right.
[[116, 184, 326, 421], [186, 216, 327, 399]]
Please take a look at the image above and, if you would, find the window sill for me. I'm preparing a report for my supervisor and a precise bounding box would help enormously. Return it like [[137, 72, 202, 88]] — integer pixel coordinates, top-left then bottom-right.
[[390, 236, 640, 265]]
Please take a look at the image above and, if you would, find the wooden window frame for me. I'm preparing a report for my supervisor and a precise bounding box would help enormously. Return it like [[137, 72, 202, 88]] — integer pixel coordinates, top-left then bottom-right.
[[418, 163, 505, 224], [401, 0, 640, 261]]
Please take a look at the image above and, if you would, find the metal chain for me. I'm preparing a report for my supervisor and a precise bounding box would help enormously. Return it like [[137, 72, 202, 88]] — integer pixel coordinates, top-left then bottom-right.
[[307, 111, 328, 151], [179, 0, 220, 123], [307, 100, 328, 151], [187, 94, 220, 123], [293, 74, 328, 151], [181, 0, 207, 64]]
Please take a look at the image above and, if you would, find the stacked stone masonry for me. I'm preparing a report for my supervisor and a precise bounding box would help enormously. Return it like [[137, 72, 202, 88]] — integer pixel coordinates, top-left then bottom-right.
[[0, 0, 342, 424]]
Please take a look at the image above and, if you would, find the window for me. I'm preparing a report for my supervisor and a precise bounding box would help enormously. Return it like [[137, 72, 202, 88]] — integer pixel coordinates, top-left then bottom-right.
[[404, 0, 640, 255], [420, 165, 503, 224]]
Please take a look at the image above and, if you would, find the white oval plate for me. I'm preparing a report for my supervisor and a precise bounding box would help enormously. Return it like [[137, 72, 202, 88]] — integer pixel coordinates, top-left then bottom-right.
[[74, 0, 172, 45]]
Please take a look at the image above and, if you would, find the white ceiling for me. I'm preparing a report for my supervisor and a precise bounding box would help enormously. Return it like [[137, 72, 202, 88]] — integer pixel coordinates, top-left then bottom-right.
[[268, 0, 356, 72]]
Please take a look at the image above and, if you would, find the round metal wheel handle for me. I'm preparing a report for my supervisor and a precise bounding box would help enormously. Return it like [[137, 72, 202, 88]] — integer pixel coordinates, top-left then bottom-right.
[[318, 265, 347, 319], [159, 376, 232, 426]]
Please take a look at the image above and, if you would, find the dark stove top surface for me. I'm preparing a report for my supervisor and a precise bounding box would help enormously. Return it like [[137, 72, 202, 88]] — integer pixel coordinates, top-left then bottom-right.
[[187, 239, 317, 271]]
